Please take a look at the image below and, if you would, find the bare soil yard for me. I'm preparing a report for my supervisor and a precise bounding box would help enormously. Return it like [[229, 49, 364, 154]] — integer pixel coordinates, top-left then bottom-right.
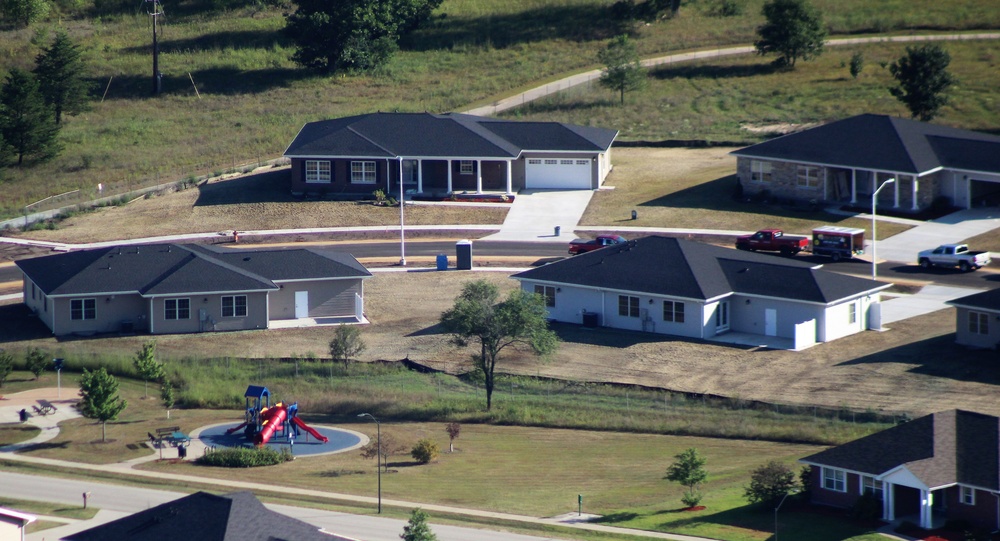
[[2, 271, 994, 419]]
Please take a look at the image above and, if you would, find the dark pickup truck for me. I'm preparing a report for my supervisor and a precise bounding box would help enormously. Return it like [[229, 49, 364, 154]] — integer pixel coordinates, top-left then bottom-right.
[[568, 234, 626, 255], [735, 229, 809, 256]]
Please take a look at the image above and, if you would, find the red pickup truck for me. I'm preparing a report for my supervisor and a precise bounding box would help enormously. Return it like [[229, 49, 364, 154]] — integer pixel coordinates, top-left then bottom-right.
[[568, 234, 626, 255], [735, 229, 809, 256]]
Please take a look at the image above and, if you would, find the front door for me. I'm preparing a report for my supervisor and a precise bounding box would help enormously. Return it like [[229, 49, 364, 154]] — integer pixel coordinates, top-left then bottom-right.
[[295, 291, 309, 318], [716, 301, 730, 333], [765, 308, 777, 336]]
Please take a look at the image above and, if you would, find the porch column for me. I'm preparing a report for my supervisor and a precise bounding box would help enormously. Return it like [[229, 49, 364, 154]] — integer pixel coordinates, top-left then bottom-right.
[[919, 489, 933, 530], [911, 176, 919, 210], [447, 160, 453, 193], [505, 159, 513, 195], [476, 159, 483, 194], [850, 169, 857, 204], [417, 159, 423, 194], [883, 483, 895, 521], [893, 175, 900, 208]]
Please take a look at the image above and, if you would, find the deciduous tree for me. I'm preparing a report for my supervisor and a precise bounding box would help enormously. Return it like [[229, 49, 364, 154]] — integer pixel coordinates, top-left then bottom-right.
[[285, 0, 442, 73], [360, 432, 404, 472], [79, 367, 128, 442], [440, 280, 557, 411], [754, 0, 826, 68], [34, 32, 90, 124], [888, 44, 956, 121], [25, 347, 47, 380], [598, 34, 646, 105], [445, 422, 460, 453], [0, 350, 13, 389], [665, 447, 708, 508], [0, 69, 60, 166], [133, 341, 164, 399], [0, 0, 50, 26], [400, 508, 438, 541], [744, 460, 797, 506], [329, 325, 366, 371]]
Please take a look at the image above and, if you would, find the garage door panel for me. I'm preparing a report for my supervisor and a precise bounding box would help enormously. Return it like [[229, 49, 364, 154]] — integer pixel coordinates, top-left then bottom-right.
[[526, 158, 591, 189]]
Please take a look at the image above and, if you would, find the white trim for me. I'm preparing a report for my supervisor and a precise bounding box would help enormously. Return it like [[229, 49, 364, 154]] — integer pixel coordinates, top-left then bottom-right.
[[273, 276, 371, 284], [164, 297, 191, 320], [822, 467, 847, 493], [70, 298, 97, 321], [961, 485, 976, 506], [221, 295, 248, 318]]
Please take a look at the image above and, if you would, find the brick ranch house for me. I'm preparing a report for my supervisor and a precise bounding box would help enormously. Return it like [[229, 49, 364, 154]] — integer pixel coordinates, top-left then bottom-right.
[[16, 244, 371, 336], [802, 410, 1000, 532], [731, 114, 1000, 212], [282, 112, 618, 197]]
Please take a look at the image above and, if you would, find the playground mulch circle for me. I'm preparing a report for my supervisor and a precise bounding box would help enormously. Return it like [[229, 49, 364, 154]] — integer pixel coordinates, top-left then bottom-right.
[[195, 423, 366, 457]]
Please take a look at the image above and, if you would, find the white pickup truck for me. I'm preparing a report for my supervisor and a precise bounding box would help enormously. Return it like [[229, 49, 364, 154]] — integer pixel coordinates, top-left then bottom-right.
[[917, 244, 992, 272]]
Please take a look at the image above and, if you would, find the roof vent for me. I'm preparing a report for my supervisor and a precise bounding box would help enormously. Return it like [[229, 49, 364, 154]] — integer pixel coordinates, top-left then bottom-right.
[[739, 267, 750, 273], [243, 257, 251, 261]]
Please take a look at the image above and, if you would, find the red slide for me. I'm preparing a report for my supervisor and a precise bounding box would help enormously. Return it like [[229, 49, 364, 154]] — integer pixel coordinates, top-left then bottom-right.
[[292, 416, 329, 443], [254, 406, 288, 446]]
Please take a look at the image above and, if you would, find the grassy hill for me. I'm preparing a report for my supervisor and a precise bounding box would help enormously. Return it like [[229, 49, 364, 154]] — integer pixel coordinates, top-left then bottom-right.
[[0, 0, 998, 218]]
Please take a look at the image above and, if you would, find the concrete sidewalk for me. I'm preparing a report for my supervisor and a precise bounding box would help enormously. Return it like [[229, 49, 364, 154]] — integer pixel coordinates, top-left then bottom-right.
[[880, 284, 987, 325], [875, 208, 1000, 264]]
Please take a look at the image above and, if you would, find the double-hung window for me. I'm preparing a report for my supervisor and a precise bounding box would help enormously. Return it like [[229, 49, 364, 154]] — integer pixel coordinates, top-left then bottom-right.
[[862, 476, 883, 500], [222, 295, 248, 318], [796, 166, 820, 188], [750, 160, 773, 183], [534, 285, 556, 307], [848, 302, 857, 325], [305, 160, 331, 183], [71, 298, 96, 320], [460, 161, 474, 175], [663, 301, 685, 323], [969, 311, 989, 335], [960, 486, 975, 505], [618, 295, 639, 318], [351, 161, 376, 184], [165, 298, 191, 320], [822, 468, 846, 492]]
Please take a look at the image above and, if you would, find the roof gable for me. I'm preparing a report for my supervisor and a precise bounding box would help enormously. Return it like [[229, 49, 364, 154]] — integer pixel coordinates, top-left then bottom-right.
[[512, 236, 884, 303], [731, 114, 1000, 175], [947, 287, 1000, 312]]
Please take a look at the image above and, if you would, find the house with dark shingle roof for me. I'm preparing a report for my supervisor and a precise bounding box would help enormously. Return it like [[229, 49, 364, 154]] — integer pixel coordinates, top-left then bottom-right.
[[801, 410, 1000, 532], [16, 244, 371, 336], [63, 491, 347, 541], [511, 236, 889, 350], [946, 287, 1000, 350], [731, 114, 1000, 212], [282, 112, 618, 196]]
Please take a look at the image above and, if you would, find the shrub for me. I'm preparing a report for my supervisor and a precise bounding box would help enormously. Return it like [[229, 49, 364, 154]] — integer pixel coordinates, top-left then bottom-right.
[[197, 446, 292, 467], [681, 490, 703, 508], [744, 460, 797, 505], [410, 438, 439, 464], [25, 348, 47, 380], [850, 492, 881, 521]]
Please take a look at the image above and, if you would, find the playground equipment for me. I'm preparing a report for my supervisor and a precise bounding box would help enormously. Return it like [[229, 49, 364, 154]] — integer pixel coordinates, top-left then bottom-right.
[[225, 385, 329, 446]]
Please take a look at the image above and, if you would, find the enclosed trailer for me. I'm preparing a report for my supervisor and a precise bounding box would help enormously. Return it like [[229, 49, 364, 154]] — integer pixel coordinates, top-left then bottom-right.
[[811, 226, 865, 261]]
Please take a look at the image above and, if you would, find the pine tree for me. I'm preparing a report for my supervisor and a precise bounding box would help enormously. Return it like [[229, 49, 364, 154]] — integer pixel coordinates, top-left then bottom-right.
[[0, 68, 60, 166], [34, 31, 90, 124], [79, 367, 128, 442], [400, 508, 438, 541], [597, 34, 647, 105]]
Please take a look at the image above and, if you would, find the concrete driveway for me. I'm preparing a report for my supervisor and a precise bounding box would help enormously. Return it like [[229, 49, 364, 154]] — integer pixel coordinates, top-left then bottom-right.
[[482, 190, 595, 242], [880, 284, 985, 325]]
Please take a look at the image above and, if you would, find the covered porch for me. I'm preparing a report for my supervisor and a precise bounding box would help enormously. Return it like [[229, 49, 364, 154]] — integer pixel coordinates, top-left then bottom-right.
[[397, 157, 515, 196], [842, 169, 929, 212]]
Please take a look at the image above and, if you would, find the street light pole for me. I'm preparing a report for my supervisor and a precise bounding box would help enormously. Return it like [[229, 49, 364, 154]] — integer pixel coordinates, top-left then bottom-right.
[[871, 177, 896, 281], [358, 412, 381, 513], [398, 157, 406, 267], [774, 490, 797, 541]]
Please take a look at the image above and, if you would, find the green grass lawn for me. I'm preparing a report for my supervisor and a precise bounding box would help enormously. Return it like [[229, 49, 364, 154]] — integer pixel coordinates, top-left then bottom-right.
[[0, 0, 997, 218]]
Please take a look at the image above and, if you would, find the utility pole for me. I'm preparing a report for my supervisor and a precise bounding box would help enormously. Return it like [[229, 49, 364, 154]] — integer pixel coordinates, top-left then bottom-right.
[[147, 0, 163, 95]]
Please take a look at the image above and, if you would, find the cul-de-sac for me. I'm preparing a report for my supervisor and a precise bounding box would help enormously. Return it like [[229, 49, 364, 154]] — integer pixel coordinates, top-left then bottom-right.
[[1, 1, 999, 540]]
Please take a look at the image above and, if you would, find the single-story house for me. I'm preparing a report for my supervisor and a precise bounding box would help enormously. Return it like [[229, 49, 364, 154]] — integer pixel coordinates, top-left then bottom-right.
[[946, 287, 1000, 350], [731, 114, 1000, 212], [64, 491, 348, 541], [0, 507, 35, 541], [801, 409, 1000, 532], [511, 236, 890, 349], [16, 244, 371, 336], [282, 112, 618, 196]]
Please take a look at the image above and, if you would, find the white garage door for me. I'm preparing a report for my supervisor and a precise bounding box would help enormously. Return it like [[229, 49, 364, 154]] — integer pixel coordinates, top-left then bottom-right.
[[525, 158, 592, 189]]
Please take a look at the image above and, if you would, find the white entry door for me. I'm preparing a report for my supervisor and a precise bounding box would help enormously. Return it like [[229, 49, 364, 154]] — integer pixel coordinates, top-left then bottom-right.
[[295, 291, 309, 318], [715, 301, 730, 333], [765, 309, 777, 336]]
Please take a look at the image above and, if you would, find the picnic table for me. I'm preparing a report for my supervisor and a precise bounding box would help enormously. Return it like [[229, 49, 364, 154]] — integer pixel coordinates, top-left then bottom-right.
[[154, 426, 190, 447], [33, 400, 57, 416]]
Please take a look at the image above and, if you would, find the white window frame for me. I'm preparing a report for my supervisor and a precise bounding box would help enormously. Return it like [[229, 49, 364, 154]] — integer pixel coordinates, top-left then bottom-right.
[[460, 160, 474, 175], [861, 476, 883, 500], [848, 302, 857, 325], [575, 159, 589, 165], [533, 285, 555, 307], [222, 295, 248, 318], [305, 160, 331, 183], [351, 161, 376, 184], [527, 159, 541, 165], [969, 311, 989, 335], [960, 486, 975, 505], [750, 160, 773, 183], [663, 301, 685, 323], [796, 165, 821, 188], [71, 298, 96, 321], [618, 295, 639, 318], [544, 159, 558, 165], [165, 298, 191, 320], [822, 467, 846, 492]]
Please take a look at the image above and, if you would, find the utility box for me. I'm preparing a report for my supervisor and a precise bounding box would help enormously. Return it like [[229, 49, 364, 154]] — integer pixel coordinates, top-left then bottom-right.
[[456, 240, 473, 270], [582, 312, 600, 327]]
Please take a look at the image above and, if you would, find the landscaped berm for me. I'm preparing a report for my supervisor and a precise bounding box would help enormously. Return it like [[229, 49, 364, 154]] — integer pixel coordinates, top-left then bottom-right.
[[195, 385, 365, 457]]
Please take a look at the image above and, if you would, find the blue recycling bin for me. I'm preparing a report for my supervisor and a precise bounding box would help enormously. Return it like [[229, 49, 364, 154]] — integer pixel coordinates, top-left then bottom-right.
[[436, 254, 448, 270]]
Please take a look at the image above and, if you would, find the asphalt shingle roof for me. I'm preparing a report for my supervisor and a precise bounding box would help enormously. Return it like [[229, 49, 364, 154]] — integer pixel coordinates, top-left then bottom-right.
[[283, 112, 617, 159], [802, 410, 1000, 490], [731, 114, 1000, 175], [947, 287, 1000, 313], [512, 236, 884, 303], [64, 491, 343, 541], [16, 244, 369, 298]]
